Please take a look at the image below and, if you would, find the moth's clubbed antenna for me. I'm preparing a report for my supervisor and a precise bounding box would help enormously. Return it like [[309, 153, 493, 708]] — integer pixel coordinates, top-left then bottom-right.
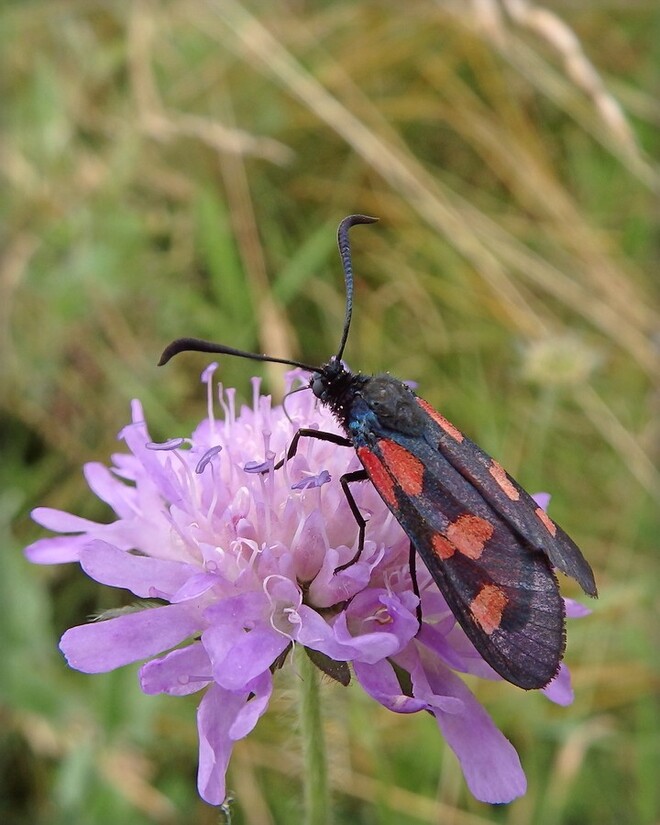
[[158, 337, 317, 372], [158, 214, 379, 372], [335, 215, 379, 363]]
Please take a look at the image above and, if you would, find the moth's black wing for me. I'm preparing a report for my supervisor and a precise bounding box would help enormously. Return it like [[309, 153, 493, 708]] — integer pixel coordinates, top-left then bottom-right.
[[415, 397, 597, 597], [356, 432, 565, 690]]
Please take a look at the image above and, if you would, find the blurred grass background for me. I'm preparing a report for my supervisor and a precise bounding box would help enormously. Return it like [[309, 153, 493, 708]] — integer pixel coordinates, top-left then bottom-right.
[[2, 1, 658, 823]]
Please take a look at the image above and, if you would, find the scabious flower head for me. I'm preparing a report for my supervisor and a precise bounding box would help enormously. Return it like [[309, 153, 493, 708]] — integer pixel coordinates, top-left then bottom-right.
[[27, 366, 585, 805]]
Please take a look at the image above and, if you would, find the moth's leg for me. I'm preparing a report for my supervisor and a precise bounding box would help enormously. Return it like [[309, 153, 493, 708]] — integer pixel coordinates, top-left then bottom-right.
[[333, 469, 370, 572], [273, 428, 352, 471], [409, 542, 422, 625], [269, 429, 368, 574]]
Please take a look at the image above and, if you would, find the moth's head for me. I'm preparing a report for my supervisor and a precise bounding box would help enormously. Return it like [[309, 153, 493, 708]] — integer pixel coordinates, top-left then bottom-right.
[[310, 358, 347, 402]]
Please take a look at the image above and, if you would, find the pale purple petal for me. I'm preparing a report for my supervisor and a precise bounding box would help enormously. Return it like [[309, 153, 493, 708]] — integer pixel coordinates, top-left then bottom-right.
[[290, 509, 328, 581], [414, 652, 526, 803], [203, 592, 269, 648], [24, 535, 88, 564], [197, 683, 244, 805], [60, 602, 203, 673], [79, 540, 196, 598], [228, 670, 273, 739], [307, 546, 374, 607], [396, 647, 465, 715], [170, 572, 224, 603], [120, 414, 183, 506], [265, 574, 302, 608], [416, 622, 474, 673], [292, 606, 362, 661], [31, 507, 100, 533], [346, 589, 419, 635], [202, 593, 289, 691], [83, 462, 135, 518], [353, 658, 426, 714], [332, 591, 418, 663], [209, 625, 288, 692], [418, 622, 501, 680], [532, 492, 551, 511], [140, 644, 212, 696], [542, 664, 574, 706], [565, 597, 591, 618], [331, 612, 404, 664]]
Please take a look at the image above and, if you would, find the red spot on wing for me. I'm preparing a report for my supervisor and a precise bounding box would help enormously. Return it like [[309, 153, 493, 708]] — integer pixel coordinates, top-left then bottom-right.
[[432, 533, 455, 560], [446, 514, 494, 559], [535, 507, 557, 537], [378, 439, 424, 496], [416, 398, 464, 442], [430, 515, 494, 561], [357, 447, 397, 508], [488, 460, 520, 501], [470, 583, 508, 635]]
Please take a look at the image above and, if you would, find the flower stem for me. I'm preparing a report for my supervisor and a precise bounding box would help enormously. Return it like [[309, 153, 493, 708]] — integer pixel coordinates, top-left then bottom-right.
[[298, 647, 331, 825]]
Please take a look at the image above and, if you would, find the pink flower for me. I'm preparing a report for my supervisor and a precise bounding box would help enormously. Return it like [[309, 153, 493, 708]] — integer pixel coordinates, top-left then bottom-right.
[[26, 367, 582, 805]]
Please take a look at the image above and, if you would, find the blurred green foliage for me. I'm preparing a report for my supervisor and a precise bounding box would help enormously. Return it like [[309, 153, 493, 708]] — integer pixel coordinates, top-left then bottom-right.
[[2, 2, 658, 824]]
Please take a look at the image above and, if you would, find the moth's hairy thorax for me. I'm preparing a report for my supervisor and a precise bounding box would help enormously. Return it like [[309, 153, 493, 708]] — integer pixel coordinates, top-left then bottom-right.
[[358, 374, 427, 436], [313, 366, 427, 444]]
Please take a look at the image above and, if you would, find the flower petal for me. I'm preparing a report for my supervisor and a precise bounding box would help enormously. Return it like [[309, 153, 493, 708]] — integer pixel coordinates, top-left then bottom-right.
[[24, 535, 88, 564], [417, 622, 500, 681], [353, 658, 426, 713], [119, 406, 184, 506], [83, 462, 134, 517], [290, 509, 328, 582], [334, 591, 417, 663], [292, 606, 362, 661], [542, 664, 573, 706], [80, 540, 196, 598], [416, 622, 473, 673], [307, 546, 373, 608], [208, 624, 288, 692], [140, 643, 212, 696], [565, 597, 591, 618], [197, 684, 245, 805], [532, 492, 551, 511], [228, 670, 272, 739], [60, 602, 203, 673], [413, 652, 527, 803], [31, 507, 99, 534]]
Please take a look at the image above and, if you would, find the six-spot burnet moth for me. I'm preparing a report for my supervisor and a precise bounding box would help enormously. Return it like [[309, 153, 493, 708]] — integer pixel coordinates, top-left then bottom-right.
[[159, 215, 597, 690]]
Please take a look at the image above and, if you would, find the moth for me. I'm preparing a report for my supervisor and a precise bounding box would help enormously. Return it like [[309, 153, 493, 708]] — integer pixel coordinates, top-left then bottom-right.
[[160, 215, 597, 689]]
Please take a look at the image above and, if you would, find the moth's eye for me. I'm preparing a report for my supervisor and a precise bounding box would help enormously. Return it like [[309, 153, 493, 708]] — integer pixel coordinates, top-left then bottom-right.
[[311, 376, 325, 398]]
